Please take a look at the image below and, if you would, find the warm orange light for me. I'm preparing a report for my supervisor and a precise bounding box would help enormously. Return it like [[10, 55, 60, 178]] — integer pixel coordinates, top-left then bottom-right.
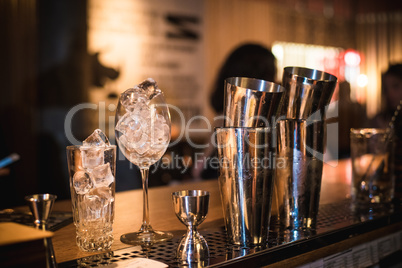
[[344, 50, 361, 66], [357, 74, 368, 87]]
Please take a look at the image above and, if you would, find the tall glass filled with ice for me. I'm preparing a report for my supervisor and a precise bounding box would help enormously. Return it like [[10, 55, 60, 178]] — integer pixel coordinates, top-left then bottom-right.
[[66, 129, 116, 252]]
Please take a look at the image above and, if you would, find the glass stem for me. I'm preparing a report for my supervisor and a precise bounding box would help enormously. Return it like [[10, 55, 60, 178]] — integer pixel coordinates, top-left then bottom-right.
[[140, 167, 152, 232]]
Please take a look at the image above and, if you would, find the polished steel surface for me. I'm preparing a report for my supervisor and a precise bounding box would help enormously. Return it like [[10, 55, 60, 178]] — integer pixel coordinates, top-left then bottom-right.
[[172, 190, 210, 267], [25, 193, 58, 268], [280, 66, 337, 119], [25, 194, 57, 228], [172, 190, 209, 227], [216, 127, 275, 247], [223, 77, 284, 127], [270, 67, 337, 242], [271, 119, 324, 242]]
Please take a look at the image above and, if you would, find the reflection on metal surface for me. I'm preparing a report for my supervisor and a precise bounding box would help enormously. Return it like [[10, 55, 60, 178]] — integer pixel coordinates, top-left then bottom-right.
[[25, 194, 58, 268], [216, 127, 274, 247], [270, 67, 337, 243], [224, 77, 284, 127], [271, 118, 324, 243], [280, 66, 337, 119], [172, 190, 210, 267]]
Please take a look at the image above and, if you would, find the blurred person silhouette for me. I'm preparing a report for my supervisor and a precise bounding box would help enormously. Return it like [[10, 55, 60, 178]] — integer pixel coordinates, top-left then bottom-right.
[[371, 64, 402, 128], [192, 43, 277, 180], [371, 64, 402, 201], [335, 81, 368, 158], [209, 43, 277, 116], [370, 63, 402, 203]]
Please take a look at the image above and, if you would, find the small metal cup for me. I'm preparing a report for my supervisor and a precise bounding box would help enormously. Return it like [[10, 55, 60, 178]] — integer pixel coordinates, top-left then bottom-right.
[[172, 190, 210, 267], [25, 194, 57, 229], [223, 77, 284, 127], [25, 194, 58, 268]]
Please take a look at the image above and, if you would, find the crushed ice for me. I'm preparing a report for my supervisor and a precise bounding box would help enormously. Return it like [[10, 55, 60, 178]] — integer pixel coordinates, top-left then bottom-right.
[[116, 78, 169, 158]]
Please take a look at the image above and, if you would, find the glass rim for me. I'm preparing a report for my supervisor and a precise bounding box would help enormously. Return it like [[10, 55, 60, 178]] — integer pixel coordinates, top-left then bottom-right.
[[350, 128, 387, 135], [172, 190, 210, 197], [25, 193, 57, 202], [66, 145, 117, 150]]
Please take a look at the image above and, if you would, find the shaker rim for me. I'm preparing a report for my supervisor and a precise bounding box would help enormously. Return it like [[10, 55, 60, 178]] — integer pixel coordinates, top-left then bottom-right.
[[283, 66, 337, 82], [215, 126, 271, 131], [225, 77, 285, 93]]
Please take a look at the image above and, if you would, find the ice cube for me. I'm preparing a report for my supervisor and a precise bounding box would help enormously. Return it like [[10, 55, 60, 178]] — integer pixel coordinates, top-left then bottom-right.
[[92, 163, 114, 187], [132, 132, 148, 147], [155, 113, 166, 125], [119, 132, 149, 151], [73, 171, 93, 194], [85, 187, 114, 212], [159, 124, 170, 144], [80, 148, 104, 169], [152, 121, 170, 143], [120, 88, 148, 113], [115, 113, 143, 137], [150, 125, 162, 144], [135, 78, 161, 99], [119, 135, 135, 151], [83, 129, 110, 147], [135, 140, 151, 155], [132, 102, 151, 120]]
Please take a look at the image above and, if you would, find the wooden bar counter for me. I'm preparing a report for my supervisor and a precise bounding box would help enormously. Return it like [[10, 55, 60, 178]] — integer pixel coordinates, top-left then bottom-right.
[[49, 159, 401, 267]]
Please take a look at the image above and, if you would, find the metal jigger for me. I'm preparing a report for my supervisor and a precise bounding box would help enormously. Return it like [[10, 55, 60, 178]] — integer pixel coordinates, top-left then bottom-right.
[[25, 194, 58, 268], [172, 190, 209, 267]]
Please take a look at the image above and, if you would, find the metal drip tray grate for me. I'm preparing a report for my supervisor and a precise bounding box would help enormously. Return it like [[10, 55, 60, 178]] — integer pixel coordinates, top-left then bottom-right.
[[316, 199, 354, 229], [60, 199, 362, 267], [60, 230, 232, 267], [0, 210, 73, 231]]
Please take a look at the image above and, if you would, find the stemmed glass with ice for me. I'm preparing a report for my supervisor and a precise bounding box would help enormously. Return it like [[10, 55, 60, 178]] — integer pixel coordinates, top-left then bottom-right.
[[115, 78, 173, 245]]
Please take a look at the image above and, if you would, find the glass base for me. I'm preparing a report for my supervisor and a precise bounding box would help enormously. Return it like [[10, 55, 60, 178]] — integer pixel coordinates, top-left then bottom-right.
[[120, 229, 173, 245]]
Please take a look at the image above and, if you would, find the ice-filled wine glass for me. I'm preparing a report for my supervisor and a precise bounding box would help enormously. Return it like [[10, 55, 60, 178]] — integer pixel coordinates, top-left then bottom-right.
[[115, 78, 172, 245]]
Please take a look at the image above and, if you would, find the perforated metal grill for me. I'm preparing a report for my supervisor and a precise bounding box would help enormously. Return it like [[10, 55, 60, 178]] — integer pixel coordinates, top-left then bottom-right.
[[316, 199, 353, 229], [59, 200, 356, 267], [60, 231, 232, 267], [0, 210, 73, 231]]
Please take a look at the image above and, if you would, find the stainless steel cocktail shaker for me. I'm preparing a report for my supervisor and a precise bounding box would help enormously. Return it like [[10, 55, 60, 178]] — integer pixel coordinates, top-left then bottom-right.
[[216, 127, 274, 247], [218, 77, 284, 247], [271, 67, 337, 242]]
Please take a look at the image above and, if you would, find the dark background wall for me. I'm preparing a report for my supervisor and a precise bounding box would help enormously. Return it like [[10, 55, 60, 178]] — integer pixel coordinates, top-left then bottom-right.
[[0, 0, 88, 208]]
